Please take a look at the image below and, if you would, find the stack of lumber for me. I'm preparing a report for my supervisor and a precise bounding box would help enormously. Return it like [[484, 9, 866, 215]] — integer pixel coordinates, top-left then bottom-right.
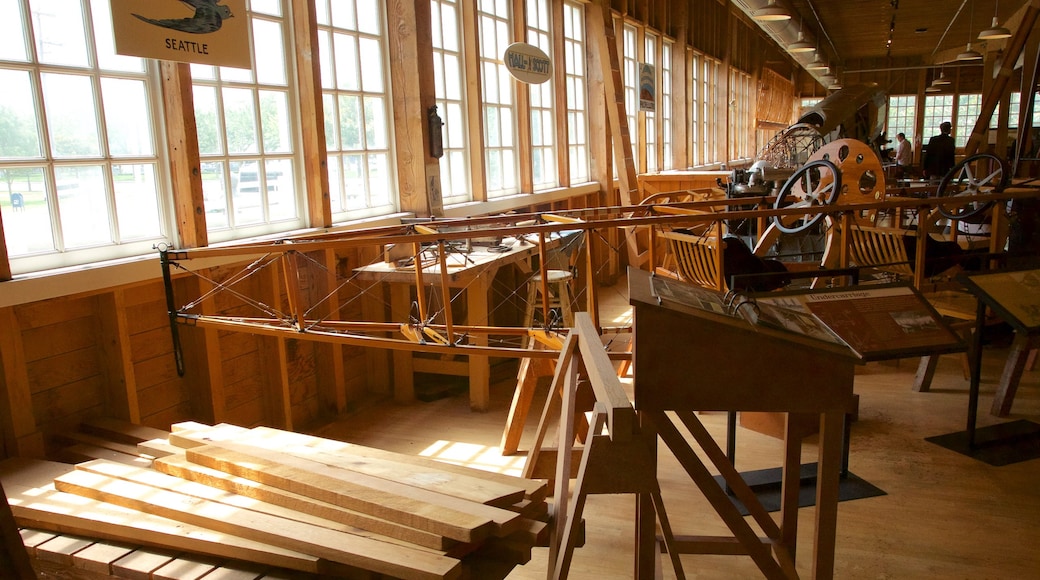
[[1, 420, 551, 579]]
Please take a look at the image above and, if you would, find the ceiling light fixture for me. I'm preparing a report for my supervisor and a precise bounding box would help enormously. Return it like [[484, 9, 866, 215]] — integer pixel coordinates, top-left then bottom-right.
[[978, 0, 1012, 40], [806, 54, 829, 71], [788, 18, 815, 53], [926, 84, 942, 93], [932, 69, 952, 85], [752, 0, 792, 22], [958, 0, 984, 61]]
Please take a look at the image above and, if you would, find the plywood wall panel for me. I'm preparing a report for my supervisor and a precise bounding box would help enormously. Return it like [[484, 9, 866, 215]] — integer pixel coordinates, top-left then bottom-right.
[[133, 354, 179, 391], [124, 301, 169, 337]]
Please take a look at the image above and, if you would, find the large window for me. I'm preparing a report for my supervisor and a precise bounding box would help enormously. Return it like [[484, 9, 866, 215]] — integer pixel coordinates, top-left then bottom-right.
[[661, 40, 673, 170], [704, 57, 720, 164], [193, 2, 301, 241], [622, 24, 638, 170], [955, 93, 982, 148], [689, 51, 700, 166], [431, 0, 470, 204], [317, 0, 396, 221], [923, 94, 955, 145], [563, 1, 589, 184], [730, 69, 752, 161], [526, 0, 555, 190], [477, 0, 518, 197], [0, 0, 168, 274], [886, 95, 917, 143], [643, 32, 657, 173]]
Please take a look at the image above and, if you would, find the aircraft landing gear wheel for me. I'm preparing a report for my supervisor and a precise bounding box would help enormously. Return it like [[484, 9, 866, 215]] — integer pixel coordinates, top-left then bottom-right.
[[936, 153, 1008, 220], [772, 159, 841, 235]]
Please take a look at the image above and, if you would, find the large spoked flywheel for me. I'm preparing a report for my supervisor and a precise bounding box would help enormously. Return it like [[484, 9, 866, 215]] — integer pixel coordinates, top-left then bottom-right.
[[936, 153, 1008, 220], [771, 159, 842, 234]]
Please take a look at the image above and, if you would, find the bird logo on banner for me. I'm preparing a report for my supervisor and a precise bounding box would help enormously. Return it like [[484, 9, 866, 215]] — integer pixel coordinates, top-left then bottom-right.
[[133, 0, 234, 34]]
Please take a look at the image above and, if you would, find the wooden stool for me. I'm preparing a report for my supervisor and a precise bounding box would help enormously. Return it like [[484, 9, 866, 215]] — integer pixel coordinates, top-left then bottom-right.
[[523, 269, 575, 330]]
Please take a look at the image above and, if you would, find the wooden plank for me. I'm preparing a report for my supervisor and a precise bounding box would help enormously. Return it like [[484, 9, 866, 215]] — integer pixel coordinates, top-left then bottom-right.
[[79, 459, 451, 553], [137, 438, 181, 458], [19, 528, 57, 556], [153, 454, 453, 551], [35, 533, 94, 565], [112, 548, 178, 580], [151, 555, 219, 580], [185, 442, 511, 543], [96, 291, 140, 424], [72, 541, 136, 574], [80, 418, 171, 446], [57, 431, 155, 458], [573, 314, 634, 441], [0, 459, 324, 574], [53, 470, 463, 580], [53, 443, 154, 468], [198, 432, 523, 508], [172, 423, 547, 503], [159, 61, 207, 249], [199, 564, 268, 580]]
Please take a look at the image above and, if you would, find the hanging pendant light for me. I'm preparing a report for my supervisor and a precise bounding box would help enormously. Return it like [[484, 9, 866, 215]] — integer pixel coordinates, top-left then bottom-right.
[[788, 19, 815, 53], [958, 0, 984, 61], [932, 69, 952, 86], [752, 0, 792, 22], [806, 53, 829, 71], [978, 0, 1012, 40], [926, 84, 942, 93]]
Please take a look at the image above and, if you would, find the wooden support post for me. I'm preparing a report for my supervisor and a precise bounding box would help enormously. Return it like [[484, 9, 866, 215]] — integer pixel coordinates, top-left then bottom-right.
[[0, 308, 44, 457], [159, 61, 207, 249], [291, 0, 332, 228]]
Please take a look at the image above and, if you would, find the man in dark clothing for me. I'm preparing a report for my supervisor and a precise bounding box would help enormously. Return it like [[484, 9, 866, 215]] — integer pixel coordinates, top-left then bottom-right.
[[923, 121, 955, 181]]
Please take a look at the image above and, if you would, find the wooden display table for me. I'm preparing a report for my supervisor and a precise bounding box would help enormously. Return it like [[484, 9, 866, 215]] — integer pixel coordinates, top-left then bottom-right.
[[628, 268, 964, 578]]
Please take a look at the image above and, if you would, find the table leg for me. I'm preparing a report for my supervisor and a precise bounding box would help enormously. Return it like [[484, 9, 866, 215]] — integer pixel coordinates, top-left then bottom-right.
[[813, 410, 844, 580], [467, 273, 490, 411]]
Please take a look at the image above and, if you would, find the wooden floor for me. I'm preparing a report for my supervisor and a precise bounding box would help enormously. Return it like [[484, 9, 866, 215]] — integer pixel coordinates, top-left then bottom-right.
[[315, 279, 1040, 580]]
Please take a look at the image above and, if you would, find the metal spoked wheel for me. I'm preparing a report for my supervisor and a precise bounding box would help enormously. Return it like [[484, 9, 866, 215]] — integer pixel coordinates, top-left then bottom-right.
[[772, 159, 842, 234], [936, 153, 1008, 220]]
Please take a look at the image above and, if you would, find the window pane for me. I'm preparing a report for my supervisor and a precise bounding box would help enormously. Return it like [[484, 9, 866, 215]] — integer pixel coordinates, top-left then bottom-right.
[[368, 153, 389, 205], [0, 69, 43, 159], [327, 152, 342, 212], [253, 18, 287, 85], [231, 160, 264, 225], [318, 30, 334, 89], [0, 0, 28, 61], [364, 96, 387, 149], [112, 163, 161, 240], [323, 93, 338, 149], [331, 0, 357, 30], [30, 0, 89, 67], [334, 33, 360, 90], [56, 165, 110, 248], [90, 0, 143, 72], [251, 0, 282, 17], [42, 73, 101, 158], [266, 158, 295, 221], [339, 95, 362, 149], [356, 0, 380, 34], [0, 167, 53, 255], [358, 37, 384, 92], [201, 161, 229, 229], [343, 154, 363, 209], [102, 78, 154, 157], [223, 87, 259, 154], [194, 86, 223, 155], [259, 90, 291, 153]]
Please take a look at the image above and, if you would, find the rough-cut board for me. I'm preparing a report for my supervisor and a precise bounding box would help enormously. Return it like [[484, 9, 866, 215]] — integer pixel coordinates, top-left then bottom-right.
[[0, 459, 323, 573], [76, 459, 448, 554], [185, 441, 518, 542], [79, 417, 171, 446], [54, 470, 462, 580], [152, 454, 453, 551]]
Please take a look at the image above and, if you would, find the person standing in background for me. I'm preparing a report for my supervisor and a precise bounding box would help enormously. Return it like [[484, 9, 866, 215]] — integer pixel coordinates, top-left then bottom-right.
[[923, 121, 955, 181], [894, 132, 912, 179]]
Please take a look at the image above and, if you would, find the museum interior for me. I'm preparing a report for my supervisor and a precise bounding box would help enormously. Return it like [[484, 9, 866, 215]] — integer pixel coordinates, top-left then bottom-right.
[[1, 0, 1038, 578]]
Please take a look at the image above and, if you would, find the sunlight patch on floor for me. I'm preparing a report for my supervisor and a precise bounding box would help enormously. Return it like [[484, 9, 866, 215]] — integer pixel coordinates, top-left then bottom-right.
[[418, 440, 528, 477]]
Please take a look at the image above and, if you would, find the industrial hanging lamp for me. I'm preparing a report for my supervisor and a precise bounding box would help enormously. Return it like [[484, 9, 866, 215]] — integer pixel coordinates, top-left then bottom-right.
[[752, 0, 792, 22], [788, 19, 815, 53], [978, 0, 1012, 40], [932, 67, 952, 86], [958, 0, 984, 61], [806, 53, 829, 71]]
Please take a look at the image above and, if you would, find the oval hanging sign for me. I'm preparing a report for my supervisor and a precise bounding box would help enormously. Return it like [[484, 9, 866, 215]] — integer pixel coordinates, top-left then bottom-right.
[[504, 42, 552, 84]]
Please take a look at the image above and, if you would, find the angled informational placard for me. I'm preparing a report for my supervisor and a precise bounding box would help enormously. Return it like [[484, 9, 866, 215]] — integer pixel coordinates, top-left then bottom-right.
[[110, 0, 251, 68]]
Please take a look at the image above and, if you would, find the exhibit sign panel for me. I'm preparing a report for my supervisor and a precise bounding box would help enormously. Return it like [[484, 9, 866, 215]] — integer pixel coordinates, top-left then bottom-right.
[[110, 0, 250, 68], [504, 42, 552, 84]]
